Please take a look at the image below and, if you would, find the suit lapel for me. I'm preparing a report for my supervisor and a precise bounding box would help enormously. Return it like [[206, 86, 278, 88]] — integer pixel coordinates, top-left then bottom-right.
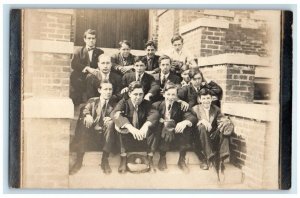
[[209, 106, 217, 124], [160, 101, 166, 117]]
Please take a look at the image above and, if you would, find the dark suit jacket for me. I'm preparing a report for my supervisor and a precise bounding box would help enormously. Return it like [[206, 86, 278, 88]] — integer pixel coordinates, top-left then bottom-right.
[[152, 101, 197, 125], [122, 72, 160, 96], [112, 98, 159, 129], [86, 71, 122, 99], [71, 46, 104, 72], [141, 55, 160, 73], [111, 53, 136, 74], [191, 104, 224, 132], [177, 81, 223, 108], [82, 96, 118, 119]]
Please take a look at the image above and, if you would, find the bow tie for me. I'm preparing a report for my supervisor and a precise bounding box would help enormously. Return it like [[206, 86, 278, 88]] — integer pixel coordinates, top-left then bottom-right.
[[87, 47, 95, 51]]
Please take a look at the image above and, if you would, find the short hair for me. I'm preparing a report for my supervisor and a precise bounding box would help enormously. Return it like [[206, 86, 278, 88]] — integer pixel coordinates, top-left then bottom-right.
[[99, 80, 112, 89], [118, 40, 131, 48], [128, 81, 144, 93], [163, 82, 178, 93], [145, 40, 157, 49], [84, 29, 96, 38], [189, 67, 205, 81], [158, 55, 171, 65], [98, 54, 112, 62], [134, 56, 147, 65], [171, 35, 184, 44], [198, 87, 213, 97]]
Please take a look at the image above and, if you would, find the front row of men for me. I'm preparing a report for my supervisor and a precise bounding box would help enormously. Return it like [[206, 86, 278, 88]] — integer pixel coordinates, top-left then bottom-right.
[[70, 78, 233, 175]]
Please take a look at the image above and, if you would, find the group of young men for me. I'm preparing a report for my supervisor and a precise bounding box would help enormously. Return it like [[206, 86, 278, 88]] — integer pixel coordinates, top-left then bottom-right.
[[69, 29, 234, 176]]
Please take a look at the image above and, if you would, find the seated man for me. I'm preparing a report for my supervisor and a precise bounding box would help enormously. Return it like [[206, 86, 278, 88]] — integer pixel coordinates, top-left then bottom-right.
[[152, 82, 197, 173], [70, 81, 118, 175], [86, 54, 122, 100], [191, 88, 234, 175], [141, 40, 160, 74], [178, 67, 223, 108], [121, 56, 160, 101], [152, 55, 181, 102], [111, 40, 136, 77], [180, 69, 191, 87], [70, 29, 104, 105], [112, 81, 160, 174]]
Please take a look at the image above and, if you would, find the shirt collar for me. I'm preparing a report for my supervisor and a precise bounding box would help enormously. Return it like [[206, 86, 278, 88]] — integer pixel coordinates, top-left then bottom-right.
[[136, 72, 144, 80], [160, 72, 170, 79]]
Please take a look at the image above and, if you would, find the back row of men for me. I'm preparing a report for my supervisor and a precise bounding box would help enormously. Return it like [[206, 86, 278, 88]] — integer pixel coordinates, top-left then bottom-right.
[[69, 29, 234, 176]]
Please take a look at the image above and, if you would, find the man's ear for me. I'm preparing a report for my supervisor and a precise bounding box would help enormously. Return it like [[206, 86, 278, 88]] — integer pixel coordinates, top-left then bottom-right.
[[97, 88, 101, 94]]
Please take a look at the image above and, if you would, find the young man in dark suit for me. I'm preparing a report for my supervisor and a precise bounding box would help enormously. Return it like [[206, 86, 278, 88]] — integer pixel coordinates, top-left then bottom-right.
[[141, 40, 160, 74], [178, 68, 223, 108], [112, 81, 160, 173], [111, 40, 136, 76], [152, 82, 197, 173], [191, 88, 233, 176], [121, 56, 160, 102], [70, 81, 118, 175], [70, 29, 104, 105], [86, 54, 122, 100], [152, 55, 181, 102]]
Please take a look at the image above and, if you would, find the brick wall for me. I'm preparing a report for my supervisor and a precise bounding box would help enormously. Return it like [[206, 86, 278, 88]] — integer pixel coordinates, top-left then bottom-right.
[[228, 115, 269, 188], [155, 10, 268, 57], [25, 10, 74, 97], [200, 64, 255, 103]]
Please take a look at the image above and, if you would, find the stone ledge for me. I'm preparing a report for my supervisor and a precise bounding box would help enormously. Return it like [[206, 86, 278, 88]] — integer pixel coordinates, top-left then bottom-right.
[[198, 53, 271, 67], [222, 102, 277, 122], [180, 18, 230, 34], [36, 9, 74, 15], [24, 97, 74, 119], [29, 40, 74, 54]]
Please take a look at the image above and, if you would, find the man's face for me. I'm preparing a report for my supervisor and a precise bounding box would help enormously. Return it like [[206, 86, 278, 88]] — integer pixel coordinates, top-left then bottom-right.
[[98, 83, 113, 100], [172, 40, 183, 52], [129, 88, 144, 106], [84, 33, 96, 48], [160, 59, 171, 75], [134, 61, 146, 75], [120, 43, 131, 58], [199, 94, 212, 109], [145, 46, 156, 58], [98, 56, 112, 74], [190, 73, 203, 87], [181, 70, 190, 82], [163, 88, 177, 104]]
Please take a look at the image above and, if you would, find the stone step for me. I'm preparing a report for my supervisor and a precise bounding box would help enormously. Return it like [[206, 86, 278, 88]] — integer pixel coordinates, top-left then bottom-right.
[[69, 152, 245, 189]]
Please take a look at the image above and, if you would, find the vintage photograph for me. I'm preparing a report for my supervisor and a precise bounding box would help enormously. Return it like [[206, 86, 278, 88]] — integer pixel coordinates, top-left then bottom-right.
[[20, 9, 282, 189]]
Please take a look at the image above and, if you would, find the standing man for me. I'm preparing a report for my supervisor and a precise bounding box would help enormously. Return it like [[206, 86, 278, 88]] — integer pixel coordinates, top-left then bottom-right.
[[165, 35, 197, 76], [86, 54, 122, 100], [121, 56, 160, 101], [142, 40, 160, 74], [70, 29, 104, 105], [70, 81, 118, 175]]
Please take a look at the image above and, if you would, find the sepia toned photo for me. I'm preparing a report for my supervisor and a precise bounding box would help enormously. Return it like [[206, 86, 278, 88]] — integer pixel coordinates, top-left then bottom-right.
[[19, 9, 284, 189]]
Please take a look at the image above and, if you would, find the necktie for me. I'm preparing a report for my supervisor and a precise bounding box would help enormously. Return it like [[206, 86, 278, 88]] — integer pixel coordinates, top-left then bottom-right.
[[165, 103, 172, 120], [148, 58, 153, 70], [196, 87, 201, 93], [137, 74, 141, 81], [101, 100, 108, 118], [161, 75, 166, 88], [132, 105, 139, 128], [87, 47, 95, 51]]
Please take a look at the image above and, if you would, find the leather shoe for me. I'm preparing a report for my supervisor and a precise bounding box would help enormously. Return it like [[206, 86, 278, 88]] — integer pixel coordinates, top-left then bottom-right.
[[158, 156, 167, 171], [118, 156, 127, 174], [200, 160, 209, 170], [69, 161, 82, 175], [101, 158, 112, 174], [178, 156, 189, 173]]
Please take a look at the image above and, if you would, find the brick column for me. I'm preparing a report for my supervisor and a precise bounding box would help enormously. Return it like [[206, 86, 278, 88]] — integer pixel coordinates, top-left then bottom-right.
[[22, 9, 75, 188]]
